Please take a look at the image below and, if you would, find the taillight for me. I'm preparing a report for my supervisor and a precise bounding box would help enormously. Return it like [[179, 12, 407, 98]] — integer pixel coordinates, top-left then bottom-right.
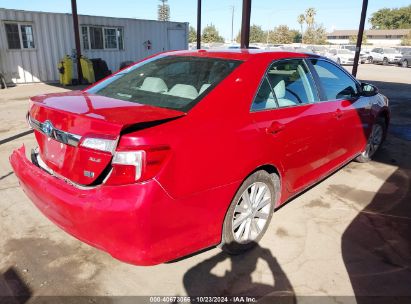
[[105, 146, 170, 185], [81, 137, 117, 153]]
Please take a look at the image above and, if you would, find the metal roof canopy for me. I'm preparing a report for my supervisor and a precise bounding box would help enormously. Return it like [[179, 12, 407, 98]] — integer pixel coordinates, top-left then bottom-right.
[[195, 0, 368, 77]]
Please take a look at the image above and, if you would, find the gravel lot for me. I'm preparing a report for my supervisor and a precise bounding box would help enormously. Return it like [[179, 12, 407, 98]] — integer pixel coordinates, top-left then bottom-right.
[[0, 64, 410, 303]]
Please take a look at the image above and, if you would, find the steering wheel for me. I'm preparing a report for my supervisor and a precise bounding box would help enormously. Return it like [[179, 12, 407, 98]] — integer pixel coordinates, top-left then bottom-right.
[[286, 88, 303, 104]]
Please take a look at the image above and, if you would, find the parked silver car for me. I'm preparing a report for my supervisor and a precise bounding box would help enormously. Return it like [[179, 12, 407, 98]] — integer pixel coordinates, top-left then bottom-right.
[[369, 48, 403, 65]]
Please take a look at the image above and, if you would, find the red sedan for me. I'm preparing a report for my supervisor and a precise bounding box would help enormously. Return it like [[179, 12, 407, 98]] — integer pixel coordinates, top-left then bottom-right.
[[10, 50, 389, 265]]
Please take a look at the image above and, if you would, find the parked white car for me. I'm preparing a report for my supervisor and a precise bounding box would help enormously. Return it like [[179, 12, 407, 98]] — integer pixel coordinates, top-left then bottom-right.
[[325, 49, 355, 65], [368, 48, 403, 65]]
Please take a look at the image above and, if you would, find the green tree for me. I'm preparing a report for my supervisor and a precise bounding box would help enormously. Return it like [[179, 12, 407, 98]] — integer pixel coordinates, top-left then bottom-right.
[[157, 0, 170, 21], [189, 26, 197, 43], [250, 25, 265, 43], [268, 25, 295, 44], [304, 24, 327, 45], [349, 34, 368, 45], [291, 30, 302, 43], [236, 24, 265, 43], [202, 24, 224, 43], [305, 8, 316, 29], [297, 14, 305, 42], [369, 5, 411, 29], [401, 31, 411, 45]]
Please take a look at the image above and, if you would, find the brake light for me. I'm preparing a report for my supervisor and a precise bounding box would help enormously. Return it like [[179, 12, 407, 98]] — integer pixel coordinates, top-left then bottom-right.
[[105, 146, 170, 185]]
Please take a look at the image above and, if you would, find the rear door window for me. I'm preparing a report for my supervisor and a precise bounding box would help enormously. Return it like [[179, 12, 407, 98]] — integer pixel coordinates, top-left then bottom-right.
[[251, 58, 319, 111]]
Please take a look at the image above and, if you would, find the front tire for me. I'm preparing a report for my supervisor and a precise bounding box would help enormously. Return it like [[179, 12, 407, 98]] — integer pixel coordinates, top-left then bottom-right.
[[402, 60, 408, 68], [383, 57, 389, 65], [356, 118, 386, 163], [221, 170, 279, 254]]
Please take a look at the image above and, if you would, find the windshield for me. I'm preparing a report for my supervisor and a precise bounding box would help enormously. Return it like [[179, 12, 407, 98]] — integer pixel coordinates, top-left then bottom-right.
[[87, 55, 242, 112]]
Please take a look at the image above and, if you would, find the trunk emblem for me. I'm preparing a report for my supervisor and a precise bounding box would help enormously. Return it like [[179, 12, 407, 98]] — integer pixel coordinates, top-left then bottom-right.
[[84, 171, 95, 178], [89, 157, 101, 163], [42, 120, 54, 136]]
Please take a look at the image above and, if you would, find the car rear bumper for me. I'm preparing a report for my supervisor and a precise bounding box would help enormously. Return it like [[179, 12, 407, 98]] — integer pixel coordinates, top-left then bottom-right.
[[10, 145, 236, 265]]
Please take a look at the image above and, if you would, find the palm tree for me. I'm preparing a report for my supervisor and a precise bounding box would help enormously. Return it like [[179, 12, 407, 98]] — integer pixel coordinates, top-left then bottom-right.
[[297, 14, 305, 43], [305, 7, 316, 29]]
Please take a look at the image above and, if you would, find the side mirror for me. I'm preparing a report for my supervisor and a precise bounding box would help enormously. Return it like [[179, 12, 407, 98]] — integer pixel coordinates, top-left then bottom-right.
[[361, 82, 378, 97]]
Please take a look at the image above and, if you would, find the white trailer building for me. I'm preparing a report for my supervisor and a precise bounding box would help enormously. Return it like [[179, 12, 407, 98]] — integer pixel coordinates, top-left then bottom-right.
[[0, 8, 188, 84]]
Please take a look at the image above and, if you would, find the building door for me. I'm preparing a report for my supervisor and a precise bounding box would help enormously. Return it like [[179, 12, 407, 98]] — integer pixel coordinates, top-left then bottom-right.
[[167, 29, 186, 50]]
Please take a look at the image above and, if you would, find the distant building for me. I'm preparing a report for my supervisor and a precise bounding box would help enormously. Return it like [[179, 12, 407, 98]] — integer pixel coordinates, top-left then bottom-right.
[[0, 8, 188, 84], [327, 29, 410, 46]]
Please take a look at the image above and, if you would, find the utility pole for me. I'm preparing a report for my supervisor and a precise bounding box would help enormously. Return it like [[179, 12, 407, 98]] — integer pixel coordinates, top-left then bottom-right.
[[71, 0, 82, 84], [231, 6, 235, 43], [197, 0, 201, 49], [240, 0, 252, 48], [352, 0, 368, 77]]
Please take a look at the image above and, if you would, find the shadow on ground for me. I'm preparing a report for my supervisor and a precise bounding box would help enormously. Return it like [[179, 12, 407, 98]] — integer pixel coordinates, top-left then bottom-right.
[[183, 244, 295, 303], [342, 79, 411, 303], [0, 267, 31, 304]]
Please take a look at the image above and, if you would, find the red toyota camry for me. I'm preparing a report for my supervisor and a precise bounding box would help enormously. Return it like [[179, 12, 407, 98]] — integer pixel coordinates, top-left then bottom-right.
[[10, 50, 390, 265]]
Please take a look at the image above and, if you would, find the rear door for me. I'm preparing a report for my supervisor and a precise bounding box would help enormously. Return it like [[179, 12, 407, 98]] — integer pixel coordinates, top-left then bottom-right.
[[308, 58, 366, 165], [250, 58, 336, 193]]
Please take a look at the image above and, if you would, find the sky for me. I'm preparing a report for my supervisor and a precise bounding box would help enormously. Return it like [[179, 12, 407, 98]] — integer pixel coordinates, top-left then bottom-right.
[[1, 0, 410, 40]]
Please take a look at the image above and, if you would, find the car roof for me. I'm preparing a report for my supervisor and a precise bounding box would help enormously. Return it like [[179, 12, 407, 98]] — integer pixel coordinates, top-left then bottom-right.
[[166, 49, 318, 61]]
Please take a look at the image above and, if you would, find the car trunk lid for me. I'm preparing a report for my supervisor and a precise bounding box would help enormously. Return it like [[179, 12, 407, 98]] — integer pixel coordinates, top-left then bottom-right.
[[29, 91, 185, 185]]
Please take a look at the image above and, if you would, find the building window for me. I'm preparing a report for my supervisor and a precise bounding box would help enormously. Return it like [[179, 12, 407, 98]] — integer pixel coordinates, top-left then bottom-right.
[[4, 23, 35, 49], [117, 28, 124, 50], [90, 27, 104, 49], [104, 28, 117, 48], [81, 26, 89, 50], [81, 25, 124, 50]]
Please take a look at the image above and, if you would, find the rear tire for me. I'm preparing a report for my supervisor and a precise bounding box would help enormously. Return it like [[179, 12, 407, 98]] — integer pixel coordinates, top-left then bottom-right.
[[356, 118, 386, 163], [383, 57, 389, 65], [368, 56, 373, 64], [402, 60, 408, 68], [221, 170, 279, 254]]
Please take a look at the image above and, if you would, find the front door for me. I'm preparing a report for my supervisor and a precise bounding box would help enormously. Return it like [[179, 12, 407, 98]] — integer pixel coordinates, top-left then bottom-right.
[[309, 59, 366, 165]]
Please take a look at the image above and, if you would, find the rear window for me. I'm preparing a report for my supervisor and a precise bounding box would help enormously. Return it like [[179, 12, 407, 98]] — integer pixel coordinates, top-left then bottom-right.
[[86, 55, 242, 112]]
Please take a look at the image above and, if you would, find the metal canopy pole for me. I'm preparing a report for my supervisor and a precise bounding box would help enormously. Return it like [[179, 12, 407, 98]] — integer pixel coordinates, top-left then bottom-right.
[[71, 0, 83, 84], [240, 0, 252, 48], [196, 0, 202, 49], [352, 0, 368, 77]]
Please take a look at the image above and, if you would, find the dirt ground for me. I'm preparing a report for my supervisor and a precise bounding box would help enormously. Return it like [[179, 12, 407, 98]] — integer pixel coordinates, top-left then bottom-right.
[[0, 64, 410, 303]]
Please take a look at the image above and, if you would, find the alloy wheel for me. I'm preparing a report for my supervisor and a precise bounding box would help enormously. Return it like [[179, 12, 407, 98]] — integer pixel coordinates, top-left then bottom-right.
[[232, 182, 271, 243], [363, 123, 383, 159], [402, 60, 408, 68]]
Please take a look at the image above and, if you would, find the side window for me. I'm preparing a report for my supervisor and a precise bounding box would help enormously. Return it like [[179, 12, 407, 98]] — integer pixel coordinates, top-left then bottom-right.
[[266, 59, 319, 108], [310, 59, 358, 100], [251, 59, 319, 111], [251, 77, 278, 111]]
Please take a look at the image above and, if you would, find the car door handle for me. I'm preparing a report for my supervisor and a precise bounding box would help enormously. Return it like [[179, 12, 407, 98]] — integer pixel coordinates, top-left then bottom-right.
[[266, 122, 285, 135], [334, 109, 343, 119]]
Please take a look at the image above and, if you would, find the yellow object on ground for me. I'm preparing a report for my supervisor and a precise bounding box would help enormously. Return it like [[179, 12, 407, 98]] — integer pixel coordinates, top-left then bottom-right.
[[58, 55, 73, 86], [80, 56, 95, 84]]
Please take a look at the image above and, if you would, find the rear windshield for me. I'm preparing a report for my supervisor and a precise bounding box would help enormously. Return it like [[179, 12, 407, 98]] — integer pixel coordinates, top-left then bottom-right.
[[86, 55, 242, 112]]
